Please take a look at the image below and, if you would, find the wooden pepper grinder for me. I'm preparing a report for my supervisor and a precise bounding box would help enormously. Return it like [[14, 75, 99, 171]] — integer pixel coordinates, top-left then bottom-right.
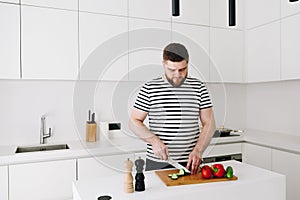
[[135, 157, 145, 192], [123, 158, 134, 193]]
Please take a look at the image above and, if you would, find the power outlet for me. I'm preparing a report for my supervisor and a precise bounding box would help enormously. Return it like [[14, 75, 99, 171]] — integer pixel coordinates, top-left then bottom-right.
[[108, 122, 121, 130]]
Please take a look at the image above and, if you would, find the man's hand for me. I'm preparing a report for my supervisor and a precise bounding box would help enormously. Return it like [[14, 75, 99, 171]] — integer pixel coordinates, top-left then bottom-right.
[[186, 149, 202, 174], [150, 137, 169, 160]]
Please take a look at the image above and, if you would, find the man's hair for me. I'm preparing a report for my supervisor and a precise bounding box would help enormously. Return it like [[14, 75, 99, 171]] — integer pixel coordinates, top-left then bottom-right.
[[163, 43, 189, 63]]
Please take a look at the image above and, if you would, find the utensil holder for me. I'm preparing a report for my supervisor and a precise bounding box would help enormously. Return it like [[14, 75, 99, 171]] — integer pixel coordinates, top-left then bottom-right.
[[86, 122, 97, 142]]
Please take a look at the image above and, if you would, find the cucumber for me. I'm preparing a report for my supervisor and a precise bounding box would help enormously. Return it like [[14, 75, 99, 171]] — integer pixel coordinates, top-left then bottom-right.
[[177, 168, 185, 176], [171, 174, 178, 180]]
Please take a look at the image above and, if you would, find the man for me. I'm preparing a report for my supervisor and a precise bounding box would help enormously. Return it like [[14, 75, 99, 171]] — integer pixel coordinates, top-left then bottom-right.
[[129, 43, 216, 174]]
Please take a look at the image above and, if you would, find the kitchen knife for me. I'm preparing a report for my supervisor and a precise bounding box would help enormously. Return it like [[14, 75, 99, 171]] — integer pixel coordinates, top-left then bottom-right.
[[167, 158, 191, 173]]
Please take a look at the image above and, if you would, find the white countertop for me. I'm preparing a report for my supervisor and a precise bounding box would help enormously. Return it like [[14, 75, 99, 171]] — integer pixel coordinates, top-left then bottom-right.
[[73, 160, 286, 200], [1, 129, 300, 166]]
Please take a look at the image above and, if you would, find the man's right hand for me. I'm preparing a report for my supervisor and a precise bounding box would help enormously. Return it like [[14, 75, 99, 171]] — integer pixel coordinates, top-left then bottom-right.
[[150, 137, 169, 160]]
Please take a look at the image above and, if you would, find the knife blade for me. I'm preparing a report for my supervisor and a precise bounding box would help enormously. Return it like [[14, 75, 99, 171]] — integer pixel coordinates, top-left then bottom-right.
[[167, 158, 191, 173]]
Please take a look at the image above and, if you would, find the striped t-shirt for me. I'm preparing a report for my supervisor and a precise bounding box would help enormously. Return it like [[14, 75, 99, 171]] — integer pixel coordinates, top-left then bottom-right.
[[133, 76, 213, 163]]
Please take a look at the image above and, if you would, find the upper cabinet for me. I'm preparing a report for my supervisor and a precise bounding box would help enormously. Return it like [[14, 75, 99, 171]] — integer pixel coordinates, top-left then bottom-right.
[[246, 22, 280, 82], [281, 0, 300, 18], [210, 0, 244, 29], [172, 23, 210, 82], [21, 5, 78, 80], [172, 0, 209, 26], [281, 13, 300, 80], [79, 0, 127, 16], [0, 3, 20, 79], [79, 13, 128, 81], [244, 0, 280, 29], [128, 0, 171, 21], [21, 0, 77, 10], [210, 28, 244, 83]]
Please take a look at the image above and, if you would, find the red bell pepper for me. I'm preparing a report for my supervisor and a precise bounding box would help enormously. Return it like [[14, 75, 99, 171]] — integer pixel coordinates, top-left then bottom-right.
[[212, 164, 226, 178]]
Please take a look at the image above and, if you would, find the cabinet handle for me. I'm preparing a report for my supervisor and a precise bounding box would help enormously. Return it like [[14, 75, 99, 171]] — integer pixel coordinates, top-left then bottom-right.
[[172, 0, 180, 17]]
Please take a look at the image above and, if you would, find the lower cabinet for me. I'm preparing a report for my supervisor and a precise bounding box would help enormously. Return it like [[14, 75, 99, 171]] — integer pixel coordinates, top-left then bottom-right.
[[272, 149, 300, 200], [0, 165, 8, 200], [243, 142, 300, 200], [242, 143, 272, 170], [9, 159, 76, 200], [77, 153, 135, 180]]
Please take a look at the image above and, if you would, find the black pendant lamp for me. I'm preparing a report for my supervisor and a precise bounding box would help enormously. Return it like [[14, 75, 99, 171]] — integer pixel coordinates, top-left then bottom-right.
[[172, 0, 180, 17], [229, 0, 236, 26]]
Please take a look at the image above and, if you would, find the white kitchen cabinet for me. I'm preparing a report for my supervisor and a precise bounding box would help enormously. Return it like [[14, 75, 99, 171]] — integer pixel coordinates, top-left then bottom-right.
[[210, 0, 244, 29], [0, 166, 8, 200], [172, 23, 209, 82], [244, 0, 280, 29], [0, 3, 20, 79], [246, 21, 280, 82], [9, 159, 76, 200], [21, 5, 78, 80], [281, 13, 300, 80], [77, 154, 134, 180], [2, 0, 19, 4], [79, 12, 128, 81], [128, 0, 171, 21], [242, 143, 272, 170], [172, 0, 209, 26], [272, 149, 300, 200], [128, 18, 171, 81], [79, 0, 127, 16], [21, 0, 77, 10], [281, 0, 300, 18], [210, 28, 244, 83]]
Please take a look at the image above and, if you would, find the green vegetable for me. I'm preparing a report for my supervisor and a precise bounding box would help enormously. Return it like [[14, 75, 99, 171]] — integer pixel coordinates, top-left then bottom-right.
[[177, 169, 185, 176], [225, 166, 234, 178], [171, 174, 178, 180]]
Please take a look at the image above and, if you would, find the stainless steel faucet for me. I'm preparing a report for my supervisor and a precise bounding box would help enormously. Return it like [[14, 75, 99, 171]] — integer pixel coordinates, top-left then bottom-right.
[[40, 115, 52, 144]]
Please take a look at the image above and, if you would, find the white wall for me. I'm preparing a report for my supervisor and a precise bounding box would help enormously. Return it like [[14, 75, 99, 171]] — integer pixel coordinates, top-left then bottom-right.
[[0, 80, 246, 146], [246, 80, 300, 136]]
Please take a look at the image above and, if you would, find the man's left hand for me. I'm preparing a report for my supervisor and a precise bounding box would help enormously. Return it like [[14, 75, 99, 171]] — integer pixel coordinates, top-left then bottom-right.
[[186, 149, 202, 174]]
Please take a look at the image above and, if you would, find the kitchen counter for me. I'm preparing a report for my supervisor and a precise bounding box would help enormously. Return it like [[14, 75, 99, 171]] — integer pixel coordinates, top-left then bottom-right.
[[72, 160, 286, 200]]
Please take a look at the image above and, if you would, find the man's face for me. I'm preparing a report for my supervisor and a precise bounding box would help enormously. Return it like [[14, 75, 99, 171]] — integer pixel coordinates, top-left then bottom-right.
[[163, 60, 188, 87]]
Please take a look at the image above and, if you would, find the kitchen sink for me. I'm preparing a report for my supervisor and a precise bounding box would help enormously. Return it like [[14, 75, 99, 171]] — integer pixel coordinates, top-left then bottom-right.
[[15, 144, 69, 153]]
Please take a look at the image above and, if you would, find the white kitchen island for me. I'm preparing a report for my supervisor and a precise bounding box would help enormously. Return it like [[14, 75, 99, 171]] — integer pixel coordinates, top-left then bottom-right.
[[73, 160, 286, 200]]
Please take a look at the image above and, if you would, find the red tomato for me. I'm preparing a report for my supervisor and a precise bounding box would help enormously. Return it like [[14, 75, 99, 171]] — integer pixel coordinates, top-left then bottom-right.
[[212, 164, 226, 178], [201, 165, 213, 179]]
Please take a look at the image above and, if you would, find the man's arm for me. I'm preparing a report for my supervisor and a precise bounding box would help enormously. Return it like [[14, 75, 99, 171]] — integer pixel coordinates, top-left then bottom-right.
[[128, 107, 169, 160], [187, 107, 216, 174]]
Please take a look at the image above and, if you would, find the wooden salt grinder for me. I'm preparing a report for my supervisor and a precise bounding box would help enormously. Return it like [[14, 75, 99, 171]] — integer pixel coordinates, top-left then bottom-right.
[[123, 158, 134, 193]]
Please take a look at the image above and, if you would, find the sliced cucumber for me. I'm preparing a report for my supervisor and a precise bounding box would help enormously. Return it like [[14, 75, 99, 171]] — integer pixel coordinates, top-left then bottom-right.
[[177, 168, 185, 176], [171, 174, 178, 180]]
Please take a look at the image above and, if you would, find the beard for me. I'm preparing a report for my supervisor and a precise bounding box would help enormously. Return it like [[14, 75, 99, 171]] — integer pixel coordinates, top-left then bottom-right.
[[165, 75, 187, 87]]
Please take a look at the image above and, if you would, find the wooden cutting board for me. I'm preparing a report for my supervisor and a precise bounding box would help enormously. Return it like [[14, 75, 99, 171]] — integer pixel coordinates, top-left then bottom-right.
[[155, 169, 238, 187]]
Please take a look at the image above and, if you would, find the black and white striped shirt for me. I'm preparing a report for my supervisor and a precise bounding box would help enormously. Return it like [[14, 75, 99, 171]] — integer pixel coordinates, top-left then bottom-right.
[[134, 76, 213, 162]]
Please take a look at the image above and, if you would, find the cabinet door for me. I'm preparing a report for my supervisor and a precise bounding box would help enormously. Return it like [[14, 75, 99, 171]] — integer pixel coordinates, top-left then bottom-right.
[[128, 18, 171, 81], [78, 154, 134, 180], [281, 13, 300, 80], [172, 23, 209, 81], [129, 0, 171, 21], [242, 143, 272, 170], [246, 22, 280, 82], [21, 5, 78, 80], [79, 0, 127, 16], [21, 0, 77, 10], [79, 12, 128, 81], [281, 0, 300, 18], [9, 159, 76, 200], [0, 3, 20, 79], [210, 0, 244, 29], [204, 143, 242, 158], [172, 0, 209, 26], [210, 28, 244, 83], [244, 0, 280, 29], [0, 166, 8, 200], [272, 149, 300, 200]]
